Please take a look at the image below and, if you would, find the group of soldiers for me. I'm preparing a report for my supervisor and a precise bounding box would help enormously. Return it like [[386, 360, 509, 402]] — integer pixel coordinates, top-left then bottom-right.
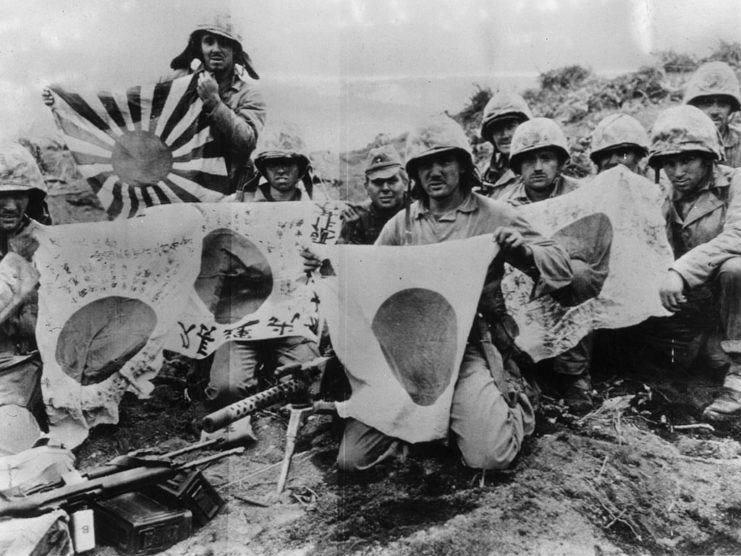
[[2, 13, 741, 476]]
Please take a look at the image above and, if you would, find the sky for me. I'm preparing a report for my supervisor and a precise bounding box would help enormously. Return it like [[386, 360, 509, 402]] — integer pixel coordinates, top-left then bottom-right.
[[2, 0, 741, 151]]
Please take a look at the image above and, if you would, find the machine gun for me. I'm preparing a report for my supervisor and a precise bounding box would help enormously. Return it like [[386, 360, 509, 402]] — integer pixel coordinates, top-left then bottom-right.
[[0, 425, 251, 519], [202, 356, 336, 493]]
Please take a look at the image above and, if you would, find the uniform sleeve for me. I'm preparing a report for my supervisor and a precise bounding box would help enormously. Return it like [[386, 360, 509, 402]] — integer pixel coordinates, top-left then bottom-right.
[[205, 81, 266, 157], [374, 213, 403, 246], [501, 203, 574, 298], [672, 172, 741, 288]]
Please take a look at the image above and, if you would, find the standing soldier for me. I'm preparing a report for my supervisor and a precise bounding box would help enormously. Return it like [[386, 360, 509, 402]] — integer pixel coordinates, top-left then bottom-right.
[[339, 145, 406, 245], [589, 113, 650, 175], [497, 118, 600, 411], [640, 105, 741, 422], [683, 61, 741, 168], [479, 91, 533, 194], [333, 116, 573, 472]]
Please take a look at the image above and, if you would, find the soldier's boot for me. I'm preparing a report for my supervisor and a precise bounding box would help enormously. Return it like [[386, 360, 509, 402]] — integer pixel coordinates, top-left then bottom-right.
[[558, 372, 594, 414], [703, 370, 741, 422]]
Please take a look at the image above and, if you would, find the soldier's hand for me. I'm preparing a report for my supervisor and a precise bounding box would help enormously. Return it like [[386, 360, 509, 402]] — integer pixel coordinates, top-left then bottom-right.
[[659, 270, 686, 312], [493, 226, 532, 263], [197, 72, 220, 110], [42, 88, 55, 107], [340, 205, 360, 224], [301, 247, 324, 274]]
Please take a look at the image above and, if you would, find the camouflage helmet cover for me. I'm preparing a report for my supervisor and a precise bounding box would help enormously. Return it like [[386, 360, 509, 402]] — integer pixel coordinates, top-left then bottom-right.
[[509, 118, 570, 172], [170, 12, 260, 80], [589, 113, 649, 163], [647, 105, 722, 168], [404, 115, 474, 174], [480, 91, 533, 141], [0, 144, 47, 198], [683, 61, 741, 112], [254, 123, 311, 176]]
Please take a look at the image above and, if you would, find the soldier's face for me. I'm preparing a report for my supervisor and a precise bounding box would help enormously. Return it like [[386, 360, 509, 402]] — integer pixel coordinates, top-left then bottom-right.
[[264, 159, 301, 193], [0, 191, 29, 232], [662, 153, 712, 197], [365, 171, 405, 210], [596, 147, 642, 173], [519, 149, 562, 192], [417, 153, 463, 201], [200, 33, 235, 74], [489, 118, 522, 155], [693, 95, 734, 130]]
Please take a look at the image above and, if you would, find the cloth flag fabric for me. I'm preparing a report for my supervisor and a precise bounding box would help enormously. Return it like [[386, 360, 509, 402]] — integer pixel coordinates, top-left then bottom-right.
[[48, 75, 230, 219], [317, 236, 497, 443], [34, 206, 204, 447], [501, 165, 673, 361], [163, 202, 320, 357]]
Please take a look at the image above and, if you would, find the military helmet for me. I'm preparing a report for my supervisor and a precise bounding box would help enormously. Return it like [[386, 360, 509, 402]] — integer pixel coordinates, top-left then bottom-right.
[[683, 61, 741, 112], [647, 105, 722, 169], [509, 118, 570, 173], [480, 91, 533, 142], [404, 115, 474, 175], [253, 123, 311, 176], [589, 113, 649, 163], [170, 12, 260, 80], [0, 144, 47, 198]]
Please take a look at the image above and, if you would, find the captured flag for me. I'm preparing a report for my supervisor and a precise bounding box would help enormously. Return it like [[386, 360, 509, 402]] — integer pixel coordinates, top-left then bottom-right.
[[48, 75, 230, 219], [316, 236, 497, 443], [501, 165, 673, 361]]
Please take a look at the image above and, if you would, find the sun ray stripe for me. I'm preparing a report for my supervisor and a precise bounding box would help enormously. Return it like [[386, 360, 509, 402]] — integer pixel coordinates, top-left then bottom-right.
[[172, 157, 228, 176], [160, 178, 201, 203], [139, 83, 155, 131], [107, 180, 124, 219], [171, 138, 223, 163], [62, 135, 112, 159], [167, 170, 230, 198], [139, 185, 154, 207], [168, 116, 210, 152], [169, 126, 212, 157], [150, 183, 173, 205], [97, 175, 118, 212], [148, 80, 173, 134], [97, 93, 127, 135], [118, 183, 133, 219], [164, 174, 223, 202], [126, 85, 142, 131], [74, 91, 125, 137], [111, 90, 135, 131], [76, 163, 115, 179], [162, 98, 204, 147], [51, 87, 112, 135], [126, 186, 142, 218], [154, 81, 187, 137], [159, 77, 200, 143], [54, 108, 116, 148]]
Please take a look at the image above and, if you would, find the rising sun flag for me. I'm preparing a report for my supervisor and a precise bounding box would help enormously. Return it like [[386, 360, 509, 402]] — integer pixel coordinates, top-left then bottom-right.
[[48, 74, 230, 219]]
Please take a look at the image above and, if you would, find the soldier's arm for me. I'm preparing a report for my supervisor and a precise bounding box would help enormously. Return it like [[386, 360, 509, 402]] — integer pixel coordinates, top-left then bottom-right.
[[204, 81, 266, 157], [671, 170, 741, 288], [499, 204, 573, 298]]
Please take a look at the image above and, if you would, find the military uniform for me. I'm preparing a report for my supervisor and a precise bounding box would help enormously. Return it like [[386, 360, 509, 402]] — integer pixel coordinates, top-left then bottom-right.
[[337, 116, 573, 471], [338, 200, 397, 245], [205, 135, 318, 408], [168, 13, 266, 192], [636, 105, 741, 421]]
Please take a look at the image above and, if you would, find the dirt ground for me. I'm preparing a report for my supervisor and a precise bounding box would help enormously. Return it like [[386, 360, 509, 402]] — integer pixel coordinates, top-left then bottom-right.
[[75, 352, 741, 556]]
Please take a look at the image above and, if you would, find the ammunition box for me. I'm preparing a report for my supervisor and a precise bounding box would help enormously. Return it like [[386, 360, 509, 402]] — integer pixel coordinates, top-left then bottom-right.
[[146, 470, 225, 527], [94, 492, 192, 555]]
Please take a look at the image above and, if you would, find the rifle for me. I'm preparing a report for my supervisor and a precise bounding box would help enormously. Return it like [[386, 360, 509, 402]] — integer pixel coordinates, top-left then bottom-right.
[[201, 356, 333, 433], [0, 425, 251, 519]]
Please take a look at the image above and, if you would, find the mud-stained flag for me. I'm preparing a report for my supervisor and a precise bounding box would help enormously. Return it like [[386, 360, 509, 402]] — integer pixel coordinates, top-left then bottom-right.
[[48, 75, 230, 219], [316, 236, 497, 443]]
